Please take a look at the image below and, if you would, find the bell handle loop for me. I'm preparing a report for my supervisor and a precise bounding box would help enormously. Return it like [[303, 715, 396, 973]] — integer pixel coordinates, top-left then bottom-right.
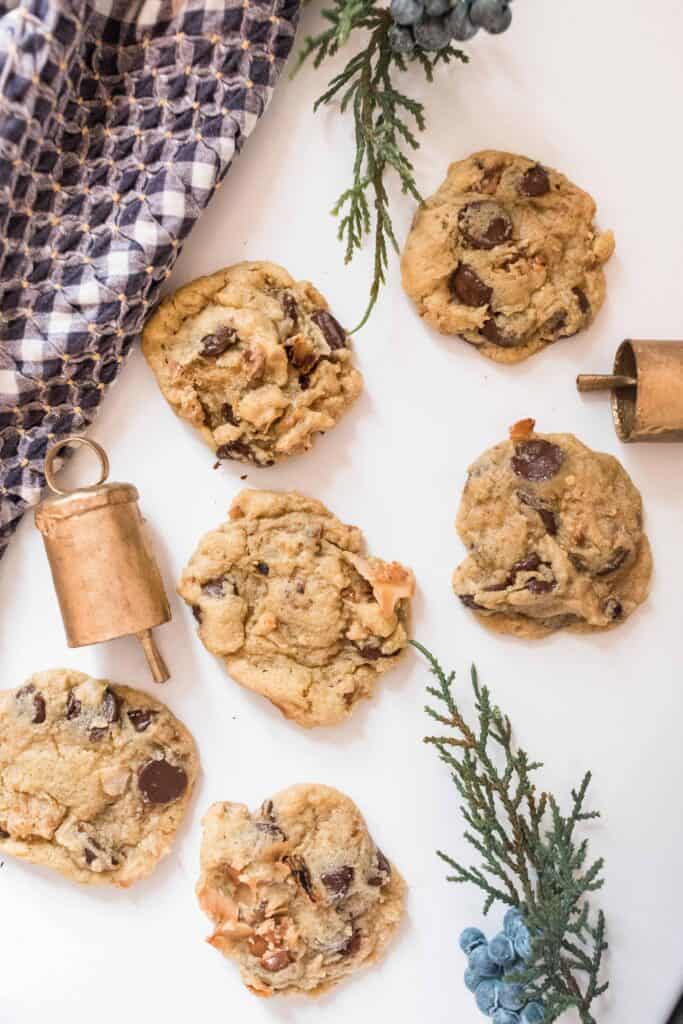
[[44, 435, 110, 496]]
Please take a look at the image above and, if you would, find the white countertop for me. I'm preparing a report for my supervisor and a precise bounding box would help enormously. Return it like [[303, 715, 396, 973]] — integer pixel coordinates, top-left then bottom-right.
[[2, 1, 681, 1021]]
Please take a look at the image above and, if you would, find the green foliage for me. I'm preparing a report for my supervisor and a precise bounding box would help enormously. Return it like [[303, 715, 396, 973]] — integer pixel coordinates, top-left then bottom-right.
[[293, 3, 467, 329], [414, 640, 608, 1024]]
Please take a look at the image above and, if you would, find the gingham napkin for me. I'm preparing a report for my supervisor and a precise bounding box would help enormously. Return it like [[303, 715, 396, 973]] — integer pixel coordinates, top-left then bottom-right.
[[0, 0, 299, 560]]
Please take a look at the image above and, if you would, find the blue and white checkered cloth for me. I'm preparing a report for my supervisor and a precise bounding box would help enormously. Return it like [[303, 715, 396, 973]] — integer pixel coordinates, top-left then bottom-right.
[[0, 0, 299, 559]]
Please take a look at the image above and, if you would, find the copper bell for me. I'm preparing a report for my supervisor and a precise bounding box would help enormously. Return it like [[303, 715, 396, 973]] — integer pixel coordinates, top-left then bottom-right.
[[35, 436, 171, 683], [577, 340, 683, 442]]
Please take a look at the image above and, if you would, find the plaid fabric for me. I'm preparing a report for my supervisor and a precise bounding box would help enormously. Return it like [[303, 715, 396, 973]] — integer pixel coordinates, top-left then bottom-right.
[[0, 0, 299, 559]]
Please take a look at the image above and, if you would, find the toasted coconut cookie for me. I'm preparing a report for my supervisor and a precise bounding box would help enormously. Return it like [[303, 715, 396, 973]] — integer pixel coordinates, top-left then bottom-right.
[[197, 784, 405, 996], [142, 261, 363, 466], [452, 420, 652, 637], [0, 669, 198, 885], [401, 151, 614, 363], [178, 489, 415, 727]]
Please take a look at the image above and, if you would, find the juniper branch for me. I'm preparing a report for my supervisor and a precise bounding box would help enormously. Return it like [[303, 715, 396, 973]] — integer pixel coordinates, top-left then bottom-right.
[[294, 3, 467, 329], [414, 640, 608, 1024]]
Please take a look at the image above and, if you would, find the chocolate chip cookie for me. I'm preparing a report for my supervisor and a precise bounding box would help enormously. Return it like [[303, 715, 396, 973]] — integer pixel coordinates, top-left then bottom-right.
[[0, 669, 198, 885], [142, 261, 363, 466], [197, 784, 405, 996], [401, 151, 615, 363], [453, 420, 652, 636], [178, 489, 415, 727]]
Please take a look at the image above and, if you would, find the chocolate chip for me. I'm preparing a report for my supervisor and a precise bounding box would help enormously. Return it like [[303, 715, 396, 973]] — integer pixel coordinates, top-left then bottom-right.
[[285, 855, 316, 901], [260, 950, 292, 972], [32, 694, 46, 724], [517, 491, 558, 535], [484, 580, 510, 592], [192, 605, 202, 623], [479, 316, 520, 348], [458, 201, 513, 250], [458, 593, 484, 611], [298, 373, 310, 390], [449, 264, 492, 307], [137, 758, 188, 804], [89, 726, 108, 742], [84, 848, 96, 865], [256, 561, 269, 576], [537, 508, 559, 535], [573, 286, 591, 316], [527, 577, 555, 594], [544, 310, 566, 335], [0, 828, 9, 839], [604, 598, 623, 620], [481, 317, 502, 344], [595, 547, 629, 576], [479, 163, 504, 193], [216, 440, 256, 463], [511, 440, 565, 482], [261, 800, 275, 820], [511, 553, 542, 573], [202, 576, 227, 597], [282, 293, 299, 325], [311, 310, 347, 350], [367, 848, 391, 886], [285, 339, 319, 373], [359, 643, 382, 661], [65, 691, 81, 719], [128, 709, 155, 732], [101, 687, 121, 724], [519, 164, 550, 197], [221, 403, 237, 426], [340, 930, 362, 957], [321, 865, 354, 898], [255, 821, 287, 840], [16, 685, 46, 724], [200, 326, 238, 358]]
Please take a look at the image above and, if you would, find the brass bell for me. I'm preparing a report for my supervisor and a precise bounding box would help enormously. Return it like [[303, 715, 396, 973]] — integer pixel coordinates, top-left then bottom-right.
[[577, 340, 683, 442], [35, 436, 171, 683]]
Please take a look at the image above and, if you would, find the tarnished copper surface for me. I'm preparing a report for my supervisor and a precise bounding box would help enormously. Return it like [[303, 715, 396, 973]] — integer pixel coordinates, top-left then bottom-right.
[[35, 437, 170, 683], [577, 340, 683, 442]]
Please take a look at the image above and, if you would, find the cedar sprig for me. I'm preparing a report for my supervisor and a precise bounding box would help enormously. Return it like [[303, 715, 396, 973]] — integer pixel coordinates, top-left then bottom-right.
[[414, 639, 608, 1024], [293, 4, 468, 330]]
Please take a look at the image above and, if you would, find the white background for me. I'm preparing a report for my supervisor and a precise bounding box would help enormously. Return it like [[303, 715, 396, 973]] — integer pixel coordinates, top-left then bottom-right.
[[1, 1, 682, 1021]]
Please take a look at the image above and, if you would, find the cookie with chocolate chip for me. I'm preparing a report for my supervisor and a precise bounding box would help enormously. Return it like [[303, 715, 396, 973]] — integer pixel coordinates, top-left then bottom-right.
[[401, 151, 615, 363], [453, 420, 652, 636], [178, 489, 415, 727], [142, 261, 363, 466], [197, 784, 405, 996], [0, 669, 198, 885]]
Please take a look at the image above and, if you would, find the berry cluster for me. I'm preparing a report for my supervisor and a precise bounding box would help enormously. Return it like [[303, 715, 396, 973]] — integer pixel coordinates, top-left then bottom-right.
[[459, 910, 545, 1023], [389, 0, 513, 54]]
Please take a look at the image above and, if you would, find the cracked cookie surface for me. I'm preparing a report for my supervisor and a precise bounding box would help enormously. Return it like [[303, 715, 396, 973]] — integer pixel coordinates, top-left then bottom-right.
[[178, 489, 415, 727], [0, 669, 198, 885], [197, 784, 405, 996], [453, 421, 652, 637], [142, 261, 363, 466], [401, 151, 615, 363]]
